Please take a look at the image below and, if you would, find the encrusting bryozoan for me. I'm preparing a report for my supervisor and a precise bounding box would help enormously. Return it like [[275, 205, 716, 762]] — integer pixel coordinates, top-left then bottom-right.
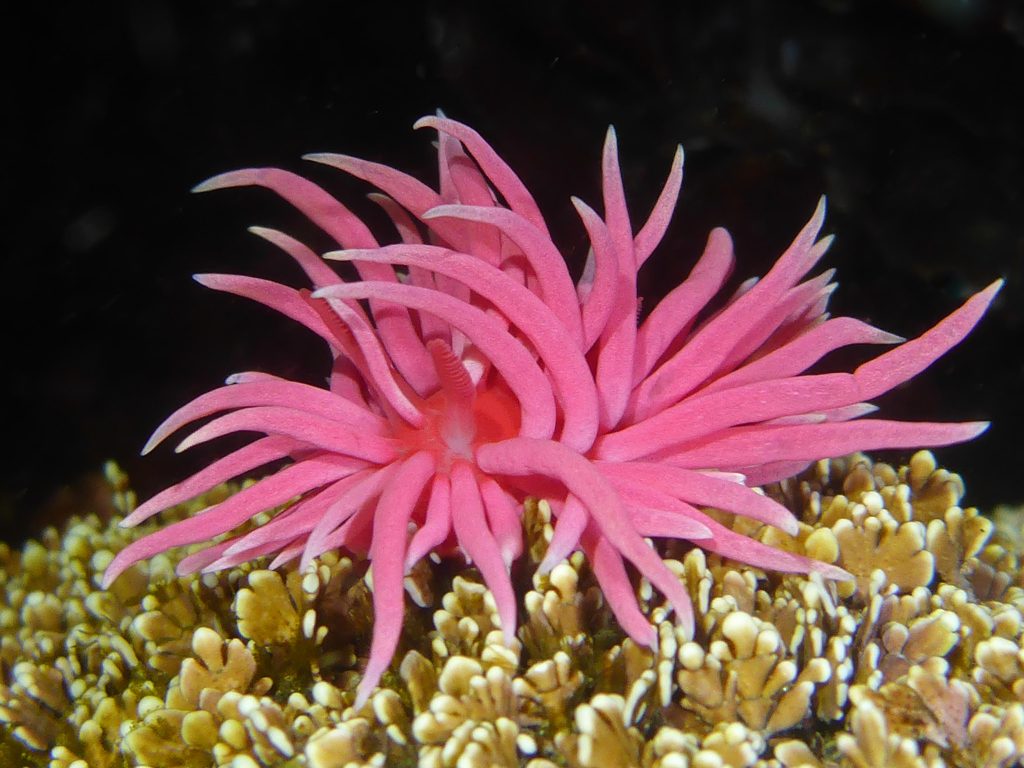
[[101, 115, 1000, 706]]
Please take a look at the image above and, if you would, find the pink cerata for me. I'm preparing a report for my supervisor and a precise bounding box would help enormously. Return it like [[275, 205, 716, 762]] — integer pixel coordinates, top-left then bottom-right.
[[102, 115, 1001, 706]]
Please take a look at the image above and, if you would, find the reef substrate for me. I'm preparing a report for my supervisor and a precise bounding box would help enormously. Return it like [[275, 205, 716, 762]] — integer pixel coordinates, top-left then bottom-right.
[[2, 452, 1023, 768]]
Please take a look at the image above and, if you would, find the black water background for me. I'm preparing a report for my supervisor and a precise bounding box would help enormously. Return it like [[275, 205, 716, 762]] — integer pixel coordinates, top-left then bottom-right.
[[3, 1, 1021, 543]]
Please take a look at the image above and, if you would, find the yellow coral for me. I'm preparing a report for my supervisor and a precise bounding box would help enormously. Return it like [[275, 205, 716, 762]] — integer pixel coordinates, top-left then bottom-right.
[[0, 453, 1022, 768]]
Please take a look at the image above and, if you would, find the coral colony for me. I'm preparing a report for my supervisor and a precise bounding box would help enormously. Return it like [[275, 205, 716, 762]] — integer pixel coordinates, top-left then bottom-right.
[[101, 116, 999, 706]]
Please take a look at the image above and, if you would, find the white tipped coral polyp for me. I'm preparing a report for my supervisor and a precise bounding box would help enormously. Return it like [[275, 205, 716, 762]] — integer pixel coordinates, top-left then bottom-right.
[[102, 115, 999, 705]]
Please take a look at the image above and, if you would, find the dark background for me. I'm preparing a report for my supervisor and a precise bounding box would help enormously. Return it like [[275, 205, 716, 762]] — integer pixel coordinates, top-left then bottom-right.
[[4, 1, 1022, 543]]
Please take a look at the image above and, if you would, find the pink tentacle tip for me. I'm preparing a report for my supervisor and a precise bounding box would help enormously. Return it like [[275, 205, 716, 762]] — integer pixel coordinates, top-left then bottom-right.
[[191, 169, 261, 193], [302, 152, 355, 169], [113, 114, 997, 686]]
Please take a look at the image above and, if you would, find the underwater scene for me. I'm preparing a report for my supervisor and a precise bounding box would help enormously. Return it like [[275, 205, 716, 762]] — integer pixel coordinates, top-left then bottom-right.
[[4, 3, 1022, 767]]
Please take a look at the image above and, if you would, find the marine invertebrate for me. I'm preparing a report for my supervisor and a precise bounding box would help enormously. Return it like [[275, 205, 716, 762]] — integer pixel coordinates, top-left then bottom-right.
[[4, 453, 1024, 767], [100, 116, 999, 706]]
